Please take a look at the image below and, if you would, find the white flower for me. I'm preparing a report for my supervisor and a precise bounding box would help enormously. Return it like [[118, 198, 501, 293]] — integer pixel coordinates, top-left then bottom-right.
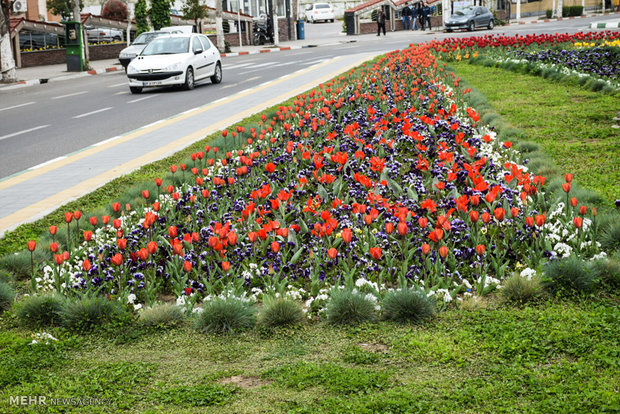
[[519, 268, 537, 280], [127, 293, 136, 304], [176, 296, 186, 306]]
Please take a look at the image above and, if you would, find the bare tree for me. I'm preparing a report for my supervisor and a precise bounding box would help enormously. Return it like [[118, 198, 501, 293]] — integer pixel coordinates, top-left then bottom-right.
[[215, 0, 224, 52], [0, 0, 16, 83]]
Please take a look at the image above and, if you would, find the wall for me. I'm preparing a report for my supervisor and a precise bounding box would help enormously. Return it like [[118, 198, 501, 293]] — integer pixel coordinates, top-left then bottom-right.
[[18, 43, 125, 68]]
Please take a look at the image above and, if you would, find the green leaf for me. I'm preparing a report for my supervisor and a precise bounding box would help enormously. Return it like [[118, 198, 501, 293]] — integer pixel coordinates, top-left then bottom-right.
[[289, 247, 305, 265]]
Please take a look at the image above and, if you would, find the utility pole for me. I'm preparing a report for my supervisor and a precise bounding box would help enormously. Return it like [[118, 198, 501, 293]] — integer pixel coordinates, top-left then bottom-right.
[[0, 0, 17, 82]]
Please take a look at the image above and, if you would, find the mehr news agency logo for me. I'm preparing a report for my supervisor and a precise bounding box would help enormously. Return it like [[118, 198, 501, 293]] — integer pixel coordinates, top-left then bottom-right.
[[9, 395, 113, 406]]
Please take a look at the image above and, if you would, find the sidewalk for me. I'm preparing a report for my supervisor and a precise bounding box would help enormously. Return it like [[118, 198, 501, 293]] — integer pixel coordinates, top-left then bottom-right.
[[2, 11, 617, 90]]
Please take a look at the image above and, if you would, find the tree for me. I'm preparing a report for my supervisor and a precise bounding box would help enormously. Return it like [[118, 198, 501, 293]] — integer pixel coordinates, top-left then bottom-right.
[[47, 0, 82, 20], [215, 0, 224, 52], [150, 0, 171, 30], [0, 0, 16, 83], [181, 0, 206, 32], [135, 0, 150, 35], [102, 0, 128, 20]]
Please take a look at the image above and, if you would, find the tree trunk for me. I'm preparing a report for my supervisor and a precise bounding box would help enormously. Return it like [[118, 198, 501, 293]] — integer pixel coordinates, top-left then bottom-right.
[[73, 0, 90, 69], [272, 0, 279, 46], [0, 5, 16, 83], [216, 0, 224, 52]]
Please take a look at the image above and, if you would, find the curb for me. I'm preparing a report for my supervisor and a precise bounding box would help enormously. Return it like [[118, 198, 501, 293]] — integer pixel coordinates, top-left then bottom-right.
[[589, 21, 620, 28], [0, 64, 123, 90], [221, 44, 304, 57]]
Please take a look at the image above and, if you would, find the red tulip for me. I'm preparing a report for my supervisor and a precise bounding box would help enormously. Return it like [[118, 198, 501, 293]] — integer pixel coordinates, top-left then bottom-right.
[[89, 216, 97, 227], [64, 212, 73, 223], [183, 261, 193, 272], [579, 205, 587, 215], [83, 230, 93, 242], [227, 232, 238, 246], [168, 226, 178, 238], [170, 165, 178, 173], [535, 214, 546, 227], [439, 245, 449, 259], [525, 216, 535, 227], [565, 173, 573, 183], [73, 210, 82, 220], [385, 222, 394, 234], [173, 242, 183, 256], [147, 241, 157, 255], [221, 130, 228, 137], [562, 183, 571, 193], [481, 212, 491, 224], [469, 211, 479, 223], [111, 253, 123, 266], [493, 208, 505, 221], [327, 247, 338, 260], [102, 215, 110, 225], [470, 195, 480, 206], [184, 287, 193, 295], [83, 259, 91, 272], [570, 197, 578, 207], [418, 217, 428, 228], [50, 242, 59, 253], [573, 217, 583, 229], [137, 248, 149, 261], [142, 190, 150, 199], [222, 261, 231, 271], [342, 228, 352, 243], [510, 207, 519, 218], [271, 241, 280, 253], [54, 254, 64, 265], [27, 240, 36, 252], [421, 243, 431, 255], [113, 219, 122, 229], [117, 238, 127, 250], [248, 232, 258, 243], [476, 244, 486, 255], [397, 222, 408, 236], [49, 225, 57, 236], [265, 163, 276, 173], [369, 247, 382, 260], [155, 178, 162, 187], [62, 251, 69, 261], [112, 202, 121, 212]]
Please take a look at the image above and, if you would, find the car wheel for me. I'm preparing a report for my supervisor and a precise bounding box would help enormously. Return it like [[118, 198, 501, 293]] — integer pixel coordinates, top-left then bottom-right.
[[184, 67, 195, 90], [468, 21, 474, 31], [129, 86, 142, 94], [488, 19, 494, 29], [211, 62, 222, 84], [446, 28, 453, 32]]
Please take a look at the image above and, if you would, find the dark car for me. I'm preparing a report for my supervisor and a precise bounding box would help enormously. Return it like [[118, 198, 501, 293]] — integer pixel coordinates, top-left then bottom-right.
[[445, 6, 494, 32]]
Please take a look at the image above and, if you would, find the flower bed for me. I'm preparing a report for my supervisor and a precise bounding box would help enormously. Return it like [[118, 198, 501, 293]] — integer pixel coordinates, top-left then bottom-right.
[[27, 42, 610, 312]]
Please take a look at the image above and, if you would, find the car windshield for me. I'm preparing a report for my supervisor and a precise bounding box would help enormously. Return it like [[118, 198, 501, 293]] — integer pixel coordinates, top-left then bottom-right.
[[133, 32, 165, 45], [454, 7, 475, 15], [316, 4, 331, 8], [141, 37, 190, 55]]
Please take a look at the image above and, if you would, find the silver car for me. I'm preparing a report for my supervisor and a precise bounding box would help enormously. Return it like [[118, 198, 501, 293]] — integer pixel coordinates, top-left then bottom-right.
[[119, 31, 177, 69], [445, 6, 494, 32]]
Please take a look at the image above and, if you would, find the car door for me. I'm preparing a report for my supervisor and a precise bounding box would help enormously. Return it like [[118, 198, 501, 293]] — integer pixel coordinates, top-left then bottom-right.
[[190, 36, 207, 80], [474, 7, 484, 27], [199, 36, 218, 77]]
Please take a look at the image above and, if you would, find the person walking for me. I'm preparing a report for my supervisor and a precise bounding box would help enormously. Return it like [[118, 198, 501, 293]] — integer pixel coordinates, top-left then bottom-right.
[[401, 3, 411, 30], [416, 2, 424, 30], [376, 9, 386, 36], [422, 2, 432, 30], [411, 2, 419, 30]]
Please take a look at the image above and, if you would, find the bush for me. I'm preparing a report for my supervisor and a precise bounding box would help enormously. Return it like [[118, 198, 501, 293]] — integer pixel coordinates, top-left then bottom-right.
[[599, 219, 620, 253], [381, 288, 436, 324], [258, 297, 305, 329], [61, 296, 128, 332], [546, 9, 552, 18], [194, 297, 256, 334], [0, 281, 16, 312], [591, 256, 620, 289], [15, 294, 65, 328], [500, 273, 543, 305], [138, 303, 186, 328], [543, 256, 596, 296], [0, 250, 45, 280], [325, 289, 377, 325]]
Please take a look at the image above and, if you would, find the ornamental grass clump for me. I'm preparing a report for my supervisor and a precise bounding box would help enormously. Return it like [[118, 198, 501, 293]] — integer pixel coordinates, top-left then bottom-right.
[[500, 273, 543, 305], [381, 288, 436, 324], [138, 303, 186, 329], [543, 256, 596, 296], [15, 294, 65, 328], [194, 297, 256, 335], [325, 289, 378, 326], [591, 255, 620, 289], [60, 296, 128, 332], [0, 281, 16, 312], [599, 220, 620, 253], [257, 296, 305, 329]]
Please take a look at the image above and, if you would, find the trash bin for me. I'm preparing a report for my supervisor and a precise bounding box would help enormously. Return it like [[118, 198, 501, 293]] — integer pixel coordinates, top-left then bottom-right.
[[296, 19, 305, 40], [64, 21, 84, 72]]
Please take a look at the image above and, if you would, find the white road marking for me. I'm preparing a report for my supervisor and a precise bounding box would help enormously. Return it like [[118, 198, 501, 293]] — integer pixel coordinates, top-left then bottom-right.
[[29, 155, 68, 170], [51, 91, 87, 100], [127, 94, 160, 103], [222, 62, 254, 70], [115, 91, 129, 95], [107, 82, 128, 88], [0, 125, 49, 142], [272, 61, 297, 67], [221, 83, 238, 89], [73, 107, 112, 119], [240, 76, 261, 83], [0, 102, 35, 112], [93, 136, 121, 146]]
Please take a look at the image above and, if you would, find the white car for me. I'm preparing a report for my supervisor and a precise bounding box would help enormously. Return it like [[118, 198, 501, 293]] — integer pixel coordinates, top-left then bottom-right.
[[119, 31, 178, 69], [305, 3, 335, 23], [126, 34, 222, 94]]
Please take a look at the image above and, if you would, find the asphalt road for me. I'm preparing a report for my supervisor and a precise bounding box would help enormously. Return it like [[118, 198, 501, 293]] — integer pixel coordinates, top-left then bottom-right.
[[0, 16, 615, 180]]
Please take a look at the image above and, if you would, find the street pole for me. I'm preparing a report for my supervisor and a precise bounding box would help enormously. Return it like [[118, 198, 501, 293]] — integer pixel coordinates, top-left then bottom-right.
[[238, 0, 242, 47], [516, 0, 520, 20]]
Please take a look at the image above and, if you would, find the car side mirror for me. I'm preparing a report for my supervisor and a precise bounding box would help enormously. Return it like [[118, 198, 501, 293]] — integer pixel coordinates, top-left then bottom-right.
[[194, 48, 203, 55]]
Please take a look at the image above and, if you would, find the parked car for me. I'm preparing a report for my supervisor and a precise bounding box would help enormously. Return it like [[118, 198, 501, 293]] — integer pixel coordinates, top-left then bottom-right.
[[126, 33, 222, 94], [86, 26, 124, 43], [305, 3, 335, 23], [119, 30, 180, 69], [445, 6, 494, 31]]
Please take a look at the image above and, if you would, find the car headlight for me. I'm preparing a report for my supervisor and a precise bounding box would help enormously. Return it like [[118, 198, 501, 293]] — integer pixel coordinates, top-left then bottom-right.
[[127, 65, 138, 74], [164, 62, 183, 72]]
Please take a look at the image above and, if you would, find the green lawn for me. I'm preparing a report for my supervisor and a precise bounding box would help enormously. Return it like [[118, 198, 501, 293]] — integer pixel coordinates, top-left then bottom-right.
[[0, 299, 618, 413], [448, 62, 620, 207]]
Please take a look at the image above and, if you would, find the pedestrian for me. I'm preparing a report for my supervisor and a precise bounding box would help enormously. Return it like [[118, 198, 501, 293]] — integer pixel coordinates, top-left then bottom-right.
[[376, 9, 386, 36], [416, 2, 424, 29], [411, 2, 419, 30], [401, 2, 411, 31], [422, 2, 432, 30]]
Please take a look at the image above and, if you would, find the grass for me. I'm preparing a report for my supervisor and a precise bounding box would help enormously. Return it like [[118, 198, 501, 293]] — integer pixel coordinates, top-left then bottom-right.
[[0, 299, 617, 413], [448, 62, 620, 207]]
